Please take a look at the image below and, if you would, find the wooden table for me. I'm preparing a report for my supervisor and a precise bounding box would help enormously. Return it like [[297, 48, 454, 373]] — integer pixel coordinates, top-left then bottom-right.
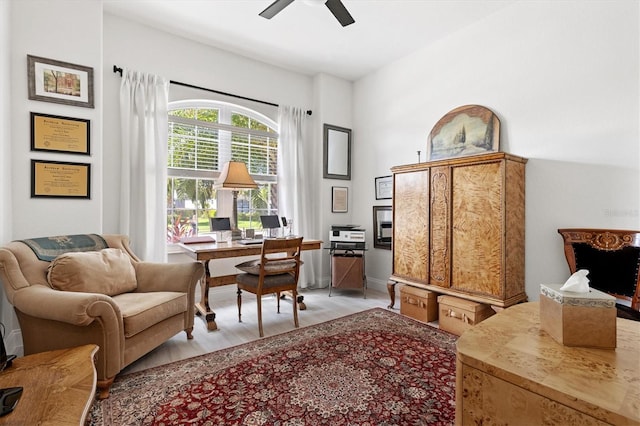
[[456, 302, 640, 425], [180, 238, 322, 331], [0, 345, 98, 425]]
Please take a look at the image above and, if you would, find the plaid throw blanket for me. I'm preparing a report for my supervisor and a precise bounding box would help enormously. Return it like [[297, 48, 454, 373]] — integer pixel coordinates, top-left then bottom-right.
[[18, 234, 108, 261]]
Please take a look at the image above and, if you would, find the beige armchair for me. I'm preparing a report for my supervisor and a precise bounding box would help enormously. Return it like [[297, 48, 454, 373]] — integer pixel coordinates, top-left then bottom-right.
[[0, 234, 204, 399]]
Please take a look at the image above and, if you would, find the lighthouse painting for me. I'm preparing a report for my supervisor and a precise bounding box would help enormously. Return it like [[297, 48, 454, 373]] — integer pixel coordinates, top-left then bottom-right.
[[427, 105, 500, 161]]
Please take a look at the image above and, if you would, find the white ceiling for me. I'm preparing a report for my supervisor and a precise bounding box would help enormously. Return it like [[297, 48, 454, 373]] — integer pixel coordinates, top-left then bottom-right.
[[104, 0, 514, 81]]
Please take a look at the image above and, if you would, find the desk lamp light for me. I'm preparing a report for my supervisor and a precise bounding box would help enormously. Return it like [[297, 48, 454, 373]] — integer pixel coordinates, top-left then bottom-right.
[[214, 161, 258, 240]]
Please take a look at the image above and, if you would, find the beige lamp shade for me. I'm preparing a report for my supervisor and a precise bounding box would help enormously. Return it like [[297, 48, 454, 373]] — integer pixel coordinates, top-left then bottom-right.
[[214, 161, 258, 190]]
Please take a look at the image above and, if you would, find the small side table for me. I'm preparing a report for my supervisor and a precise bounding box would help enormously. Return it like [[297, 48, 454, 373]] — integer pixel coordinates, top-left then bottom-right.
[[0, 344, 98, 425]]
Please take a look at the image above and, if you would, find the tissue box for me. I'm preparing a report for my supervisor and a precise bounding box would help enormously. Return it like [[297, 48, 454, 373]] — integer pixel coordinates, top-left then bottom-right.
[[540, 284, 617, 349], [400, 285, 438, 323]]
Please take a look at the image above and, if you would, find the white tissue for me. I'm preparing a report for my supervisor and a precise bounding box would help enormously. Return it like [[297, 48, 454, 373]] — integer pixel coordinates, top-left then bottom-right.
[[559, 269, 590, 293]]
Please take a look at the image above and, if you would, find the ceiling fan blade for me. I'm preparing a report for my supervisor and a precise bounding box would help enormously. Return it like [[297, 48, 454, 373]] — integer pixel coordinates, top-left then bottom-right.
[[325, 0, 355, 27], [259, 0, 295, 19]]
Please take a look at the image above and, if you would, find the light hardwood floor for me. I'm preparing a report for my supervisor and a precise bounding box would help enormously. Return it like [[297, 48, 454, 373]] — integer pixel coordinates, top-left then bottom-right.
[[122, 285, 394, 375]]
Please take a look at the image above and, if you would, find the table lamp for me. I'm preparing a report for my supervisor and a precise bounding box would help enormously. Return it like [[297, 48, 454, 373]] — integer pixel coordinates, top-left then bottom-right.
[[214, 161, 258, 240]]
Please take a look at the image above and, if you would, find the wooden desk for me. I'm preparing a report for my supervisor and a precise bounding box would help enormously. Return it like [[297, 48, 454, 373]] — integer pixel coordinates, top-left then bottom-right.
[[456, 302, 640, 425], [180, 238, 322, 331], [0, 345, 97, 425]]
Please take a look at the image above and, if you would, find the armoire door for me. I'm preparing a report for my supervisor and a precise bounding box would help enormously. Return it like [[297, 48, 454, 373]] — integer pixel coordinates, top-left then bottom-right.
[[393, 169, 430, 283], [450, 160, 504, 298]]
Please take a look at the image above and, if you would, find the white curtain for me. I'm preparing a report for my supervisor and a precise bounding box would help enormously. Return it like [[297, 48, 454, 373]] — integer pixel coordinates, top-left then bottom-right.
[[119, 69, 169, 262], [277, 106, 321, 288]]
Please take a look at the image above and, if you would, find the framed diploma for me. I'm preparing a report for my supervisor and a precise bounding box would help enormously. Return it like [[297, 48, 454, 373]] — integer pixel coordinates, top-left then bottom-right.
[[31, 160, 91, 199], [374, 175, 392, 200], [31, 112, 90, 155]]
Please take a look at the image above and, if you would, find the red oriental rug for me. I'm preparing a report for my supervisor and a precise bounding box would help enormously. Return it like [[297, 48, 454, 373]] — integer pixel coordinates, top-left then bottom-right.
[[89, 308, 457, 425]]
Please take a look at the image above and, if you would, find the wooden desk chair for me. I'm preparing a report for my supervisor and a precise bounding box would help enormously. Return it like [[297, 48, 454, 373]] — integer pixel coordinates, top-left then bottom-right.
[[558, 228, 640, 321], [236, 237, 304, 337]]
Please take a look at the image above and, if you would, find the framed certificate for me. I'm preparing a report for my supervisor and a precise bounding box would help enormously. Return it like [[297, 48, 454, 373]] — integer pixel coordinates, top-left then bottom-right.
[[375, 175, 392, 200], [31, 160, 91, 199], [31, 112, 90, 155]]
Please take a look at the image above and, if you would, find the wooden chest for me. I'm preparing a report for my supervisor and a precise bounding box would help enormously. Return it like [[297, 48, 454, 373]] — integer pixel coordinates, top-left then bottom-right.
[[455, 303, 640, 425], [437, 295, 495, 336], [400, 285, 438, 323]]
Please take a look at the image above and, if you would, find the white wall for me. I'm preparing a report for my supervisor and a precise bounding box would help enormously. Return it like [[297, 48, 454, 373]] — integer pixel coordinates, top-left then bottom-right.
[[0, 0, 19, 349], [9, 0, 103, 239], [352, 0, 640, 302], [312, 73, 354, 283], [2, 0, 103, 353], [0, 1, 11, 242]]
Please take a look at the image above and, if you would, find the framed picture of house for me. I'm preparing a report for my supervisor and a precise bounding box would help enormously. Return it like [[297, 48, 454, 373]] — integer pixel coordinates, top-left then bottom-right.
[[27, 55, 94, 108]]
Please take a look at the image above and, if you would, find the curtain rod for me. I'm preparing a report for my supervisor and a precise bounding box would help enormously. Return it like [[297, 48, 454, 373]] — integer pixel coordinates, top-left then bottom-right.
[[113, 65, 312, 116]]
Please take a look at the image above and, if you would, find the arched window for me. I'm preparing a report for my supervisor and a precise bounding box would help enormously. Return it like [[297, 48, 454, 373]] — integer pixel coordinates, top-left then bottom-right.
[[167, 100, 279, 243]]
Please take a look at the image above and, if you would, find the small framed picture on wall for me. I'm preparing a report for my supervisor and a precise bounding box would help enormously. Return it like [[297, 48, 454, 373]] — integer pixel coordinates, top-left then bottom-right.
[[332, 186, 348, 213], [375, 175, 392, 200]]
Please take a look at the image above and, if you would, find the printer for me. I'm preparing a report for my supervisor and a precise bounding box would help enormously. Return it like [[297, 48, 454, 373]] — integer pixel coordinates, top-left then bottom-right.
[[329, 225, 365, 249]]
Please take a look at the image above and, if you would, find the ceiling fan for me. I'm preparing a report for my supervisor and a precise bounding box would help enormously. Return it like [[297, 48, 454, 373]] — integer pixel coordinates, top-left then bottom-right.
[[259, 0, 355, 27]]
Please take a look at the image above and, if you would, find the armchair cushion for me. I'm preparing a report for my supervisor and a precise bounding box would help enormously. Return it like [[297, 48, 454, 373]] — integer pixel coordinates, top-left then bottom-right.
[[113, 292, 187, 338], [47, 248, 137, 296]]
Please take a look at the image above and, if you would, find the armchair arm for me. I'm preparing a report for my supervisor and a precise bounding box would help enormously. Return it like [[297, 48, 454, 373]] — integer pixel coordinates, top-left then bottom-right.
[[11, 284, 126, 385], [11, 285, 122, 327], [0, 248, 35, 304], [134, 261, 204, 293]]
